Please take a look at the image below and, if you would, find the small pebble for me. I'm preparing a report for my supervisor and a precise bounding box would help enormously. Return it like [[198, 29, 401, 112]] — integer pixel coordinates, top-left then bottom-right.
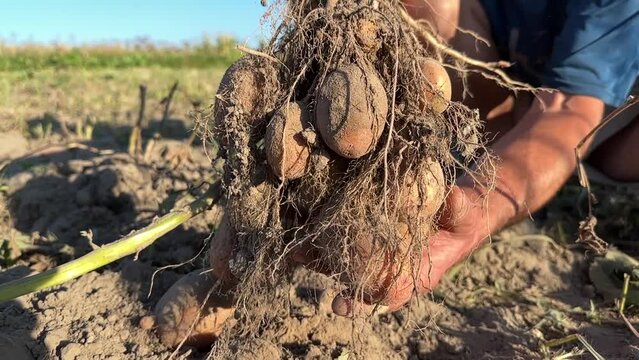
[[139, 316, 155, 330]]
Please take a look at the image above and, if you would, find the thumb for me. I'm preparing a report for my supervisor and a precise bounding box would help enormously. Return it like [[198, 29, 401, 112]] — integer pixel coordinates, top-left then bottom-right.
[[437, 185, 473, 230], [331, 292, 389, 317]]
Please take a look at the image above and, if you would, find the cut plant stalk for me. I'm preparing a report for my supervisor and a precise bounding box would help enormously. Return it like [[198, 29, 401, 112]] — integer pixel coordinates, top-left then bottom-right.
[[544, 334, 604, 360], [128, 84, 147, 156], [0, 181, 221, 303], [619, 272, 639, 339]]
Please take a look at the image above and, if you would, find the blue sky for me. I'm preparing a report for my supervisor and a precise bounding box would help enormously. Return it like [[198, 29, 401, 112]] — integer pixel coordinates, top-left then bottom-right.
[[0, 1, 269, 45]]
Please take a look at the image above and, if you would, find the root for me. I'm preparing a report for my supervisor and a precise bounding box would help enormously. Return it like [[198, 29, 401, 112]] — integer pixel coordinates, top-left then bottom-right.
[[236, 44, 288, 70], [199, 0, 509, 356], [398, 7, 535, 92]]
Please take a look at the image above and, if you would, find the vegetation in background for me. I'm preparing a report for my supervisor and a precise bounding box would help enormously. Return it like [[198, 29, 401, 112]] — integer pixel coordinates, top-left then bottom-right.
[[0, 36, 242, 71], [0, 66, 226, 133]]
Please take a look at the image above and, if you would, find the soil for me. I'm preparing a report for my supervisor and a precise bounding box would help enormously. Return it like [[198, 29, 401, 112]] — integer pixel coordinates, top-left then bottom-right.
[[0, 131, 29, 162], [1, 127, 639, 359]]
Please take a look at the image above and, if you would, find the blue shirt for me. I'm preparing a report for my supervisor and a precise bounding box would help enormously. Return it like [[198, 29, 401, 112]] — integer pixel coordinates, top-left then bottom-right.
[[480, 0, 639, 106]]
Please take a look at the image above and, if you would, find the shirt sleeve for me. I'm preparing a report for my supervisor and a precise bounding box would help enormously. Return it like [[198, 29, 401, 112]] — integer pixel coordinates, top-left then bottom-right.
[[543, 0, 639, 106]]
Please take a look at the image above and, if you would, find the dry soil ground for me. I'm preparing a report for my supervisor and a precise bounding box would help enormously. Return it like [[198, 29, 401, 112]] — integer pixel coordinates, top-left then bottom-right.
[[0, 67, 638, 360]]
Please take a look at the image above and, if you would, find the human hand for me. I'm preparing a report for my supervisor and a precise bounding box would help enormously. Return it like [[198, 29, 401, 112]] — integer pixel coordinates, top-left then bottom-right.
[[329, 185, 487, 315]]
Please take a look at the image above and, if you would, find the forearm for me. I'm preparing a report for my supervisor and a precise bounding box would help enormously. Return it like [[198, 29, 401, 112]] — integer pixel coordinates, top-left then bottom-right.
[[463, 92, 604, 240]]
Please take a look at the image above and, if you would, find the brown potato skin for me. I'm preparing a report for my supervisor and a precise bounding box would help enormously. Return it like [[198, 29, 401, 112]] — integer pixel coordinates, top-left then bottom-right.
[[212, 57, 278, 149], [316, 64, 388, 159], [153, 270, 235, 349], [265, 102, 313, 180], [208, 217, 238, 284], [419, 58, 452, 113], [400, 158, 446, 224], [315, 160, 445, 303]]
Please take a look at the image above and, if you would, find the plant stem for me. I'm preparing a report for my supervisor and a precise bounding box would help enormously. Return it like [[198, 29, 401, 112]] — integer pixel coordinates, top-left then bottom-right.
[[0, 182, 220, 303], [620, 272, 630, 313], [544, 334, 604, 360], [128, 84, 147, 156]]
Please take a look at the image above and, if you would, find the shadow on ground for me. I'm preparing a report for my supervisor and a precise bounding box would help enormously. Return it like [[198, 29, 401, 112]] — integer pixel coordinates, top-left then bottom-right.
[[0, 123, 217, 358], [26, 113, 195, 150]]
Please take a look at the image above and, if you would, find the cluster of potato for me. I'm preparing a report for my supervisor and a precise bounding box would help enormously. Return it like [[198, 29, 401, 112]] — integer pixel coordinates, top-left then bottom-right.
[[152, 0, 460, 348], [265, 59, 451, 181], [152, 54, 453, 348]]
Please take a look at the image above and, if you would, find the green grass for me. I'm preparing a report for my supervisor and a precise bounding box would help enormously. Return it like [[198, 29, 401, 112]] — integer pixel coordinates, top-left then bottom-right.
[[0, 36, 242, 71], [0, 66, 226, 133]]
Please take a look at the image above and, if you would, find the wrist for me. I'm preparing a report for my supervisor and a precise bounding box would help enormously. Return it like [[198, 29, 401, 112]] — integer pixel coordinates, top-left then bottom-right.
[[456, 183, 488, 229], [454, 182, 510, 244]]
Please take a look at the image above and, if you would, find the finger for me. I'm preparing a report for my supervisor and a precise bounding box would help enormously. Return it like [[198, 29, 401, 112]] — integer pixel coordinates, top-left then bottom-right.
[[384, 286, 415, 312], [289, 240, 335, 276], [437, 186, 472, 230], [331, 292, 389, 317], [401, 0, 430, 20]]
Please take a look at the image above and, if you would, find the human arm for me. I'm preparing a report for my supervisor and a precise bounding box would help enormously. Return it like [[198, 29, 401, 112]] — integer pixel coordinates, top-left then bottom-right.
[[332, 90, 605, 314], [458, 91, 605, 240]]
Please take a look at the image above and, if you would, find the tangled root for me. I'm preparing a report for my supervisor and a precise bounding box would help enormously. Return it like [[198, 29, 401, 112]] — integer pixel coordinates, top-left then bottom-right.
[[195, 0, 495, 355]]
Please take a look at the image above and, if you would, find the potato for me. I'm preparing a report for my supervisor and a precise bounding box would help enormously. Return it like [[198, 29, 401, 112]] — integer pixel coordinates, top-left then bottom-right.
[[419, 58, 452, 113], [316, 219, 415, 303], [153, 270, 235, 349], [400, 158, 446, 222], [265, 101, 313, 180], [208, 216, 238, 284], [316, 64, 388, 159], [212, 57, 278, 147]]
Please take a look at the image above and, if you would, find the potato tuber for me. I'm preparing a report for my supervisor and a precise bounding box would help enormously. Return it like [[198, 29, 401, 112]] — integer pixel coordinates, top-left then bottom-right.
[[265, 101, 313, 180], [418, 58, 452, 113], [316, 64, 388, 159], [153, 270, 235, 349]]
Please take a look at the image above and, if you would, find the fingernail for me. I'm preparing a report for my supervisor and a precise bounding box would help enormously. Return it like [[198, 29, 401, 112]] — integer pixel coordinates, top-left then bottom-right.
[[372, 304, 389, 315], [331, 295, 351, 316]]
